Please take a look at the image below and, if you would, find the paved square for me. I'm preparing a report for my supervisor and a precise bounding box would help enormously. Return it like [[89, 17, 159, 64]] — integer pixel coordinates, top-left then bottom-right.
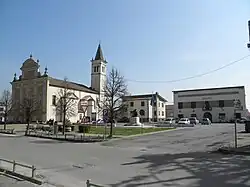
[[1, 124, 250, 187]]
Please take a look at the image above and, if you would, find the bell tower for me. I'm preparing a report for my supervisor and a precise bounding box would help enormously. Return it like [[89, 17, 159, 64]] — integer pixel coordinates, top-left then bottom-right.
[[91, 44, 107, 93]]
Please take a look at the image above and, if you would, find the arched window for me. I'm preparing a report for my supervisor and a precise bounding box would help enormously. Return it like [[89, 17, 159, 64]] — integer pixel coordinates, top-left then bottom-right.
[[139, 109, 145, 116]]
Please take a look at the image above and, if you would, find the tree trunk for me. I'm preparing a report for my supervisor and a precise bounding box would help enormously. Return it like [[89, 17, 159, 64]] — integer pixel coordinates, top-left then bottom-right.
[[25, 117, 30, 136], [109, 112, 113, 138], [3, 113, 7, 130], [109, 121, 113, 138], [62, 105, 66, 135]]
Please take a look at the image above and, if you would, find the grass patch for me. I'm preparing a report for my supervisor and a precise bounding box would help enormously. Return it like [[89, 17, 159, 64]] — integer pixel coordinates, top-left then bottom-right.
[[88, 127, 174, 136]]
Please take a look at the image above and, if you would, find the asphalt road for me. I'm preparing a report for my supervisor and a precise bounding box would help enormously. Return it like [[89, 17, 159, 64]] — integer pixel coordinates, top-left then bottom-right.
[[0, 123, 249, 187]]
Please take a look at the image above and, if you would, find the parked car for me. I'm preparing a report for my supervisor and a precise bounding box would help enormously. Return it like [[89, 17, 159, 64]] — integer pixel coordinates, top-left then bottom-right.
[[165, 117, 176, 124], [189, 117, 199, 125], [239, 117, 248, 124], [178, 118, 190, 125], [117, 117, 129, 123], [156, 117, 175, 127], [201, 118, 211, 125], [107, 119, 117, 127]]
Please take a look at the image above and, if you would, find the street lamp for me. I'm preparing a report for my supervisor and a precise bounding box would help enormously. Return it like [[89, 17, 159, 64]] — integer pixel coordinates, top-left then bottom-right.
[[233, 99, 241, 148]]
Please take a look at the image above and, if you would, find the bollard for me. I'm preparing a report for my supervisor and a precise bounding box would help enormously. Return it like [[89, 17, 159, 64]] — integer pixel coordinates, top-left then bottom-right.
[[31, 165, 36, 178], [86, 179, 90, 187], [13, 160, 16, 172]]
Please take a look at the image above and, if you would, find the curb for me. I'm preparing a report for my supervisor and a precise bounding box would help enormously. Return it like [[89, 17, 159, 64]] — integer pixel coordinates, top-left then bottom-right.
[[0, 167, 42, 185], [0, 133, 20, 137], [26, 134, 105, 143], [0, 131, 16, 135], [105, 127, 180, 142]]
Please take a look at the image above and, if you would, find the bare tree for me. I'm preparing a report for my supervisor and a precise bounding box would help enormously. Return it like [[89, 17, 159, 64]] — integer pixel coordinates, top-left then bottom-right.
[[19, 95, 41, 135], [102, 67, 128, 138], [55, 78, 77, 134], [0, 90, 13, 130]]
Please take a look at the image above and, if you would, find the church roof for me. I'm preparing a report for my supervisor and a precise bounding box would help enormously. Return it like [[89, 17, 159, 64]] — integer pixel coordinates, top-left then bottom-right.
[[21, 55, 39, 70], [49, 77, 99, 94], [94, 44, 105, 61]]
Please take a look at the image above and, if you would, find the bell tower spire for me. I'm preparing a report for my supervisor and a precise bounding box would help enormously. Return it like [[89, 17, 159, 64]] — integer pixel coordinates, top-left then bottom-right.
[[94, 43, 105, 61], [91, 43, 107, 93]]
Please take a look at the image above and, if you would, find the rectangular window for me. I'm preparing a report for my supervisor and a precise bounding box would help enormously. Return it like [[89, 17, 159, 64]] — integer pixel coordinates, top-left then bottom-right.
[[219, 100, 224, 108], [191, 102, 196, 109], [153, 102, 156, 107], [158, 103, 160, 107], [130, 102, 134, 107], [219, 113, 225, 120], [178, 102, 183, 109], [94, 66, 97, 72], [102, 66, 105, 73], [52, 95, 56, 106], [190, 113, 197, 117], [141, 101, 145, 106], [178, 114, 184, 118], [154, 111, 157, 116], [0, 108, 4, 112], [158, 111, 160, 115], [162, 111, 164, 116], [162, 103, 164, 107], [97, 66, 99, 72]]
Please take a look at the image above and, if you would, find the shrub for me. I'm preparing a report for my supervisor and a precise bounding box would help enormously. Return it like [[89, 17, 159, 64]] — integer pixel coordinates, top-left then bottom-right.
[[79, 125, 91, 133]]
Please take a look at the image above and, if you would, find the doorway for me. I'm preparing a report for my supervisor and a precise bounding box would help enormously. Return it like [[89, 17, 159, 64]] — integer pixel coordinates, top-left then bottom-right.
[[203, 112, 212, 122]]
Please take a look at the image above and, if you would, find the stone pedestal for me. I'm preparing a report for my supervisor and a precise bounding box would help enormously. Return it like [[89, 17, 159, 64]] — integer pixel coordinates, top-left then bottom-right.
[[129, 117, 142, 126]]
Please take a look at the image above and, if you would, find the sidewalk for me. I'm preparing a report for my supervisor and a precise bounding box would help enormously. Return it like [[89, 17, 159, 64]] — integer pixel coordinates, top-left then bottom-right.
[[218, 131, 250, 155]]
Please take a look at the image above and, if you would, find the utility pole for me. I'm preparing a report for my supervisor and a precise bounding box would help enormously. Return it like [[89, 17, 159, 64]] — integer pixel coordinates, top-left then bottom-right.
[[247, 20, 250, 49]]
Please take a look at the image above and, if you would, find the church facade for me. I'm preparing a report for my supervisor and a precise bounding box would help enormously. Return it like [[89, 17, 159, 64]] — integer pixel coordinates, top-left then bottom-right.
[[11, 44, 107, 123]]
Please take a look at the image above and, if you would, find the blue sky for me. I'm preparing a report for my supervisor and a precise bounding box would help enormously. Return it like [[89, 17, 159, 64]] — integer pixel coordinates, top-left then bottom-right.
[[0, 0, 250, 105]]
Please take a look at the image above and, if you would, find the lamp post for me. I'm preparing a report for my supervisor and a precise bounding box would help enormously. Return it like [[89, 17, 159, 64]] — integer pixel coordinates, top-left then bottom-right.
[[234, 108, 237, 148], [233, 99, 241, 148]]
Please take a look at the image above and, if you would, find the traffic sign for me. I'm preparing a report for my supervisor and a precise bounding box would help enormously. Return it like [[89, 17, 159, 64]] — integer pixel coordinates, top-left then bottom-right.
[[103, 109, 109, 122]]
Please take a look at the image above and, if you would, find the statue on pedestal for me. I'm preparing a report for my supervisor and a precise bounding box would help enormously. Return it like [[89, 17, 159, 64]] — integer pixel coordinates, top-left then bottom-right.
[[131, 109, 138, 117]]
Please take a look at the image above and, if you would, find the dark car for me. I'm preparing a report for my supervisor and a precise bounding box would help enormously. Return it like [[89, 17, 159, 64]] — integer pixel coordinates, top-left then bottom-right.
[[201, 118, 211, 125], [189, 117, 199, 125], [239, 117, 248, 124]]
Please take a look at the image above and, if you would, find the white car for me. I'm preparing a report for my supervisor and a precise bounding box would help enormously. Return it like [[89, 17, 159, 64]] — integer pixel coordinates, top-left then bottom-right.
[[165, 118, 175, 124], [157, 118, 175, 127], [178, 118, 190, 125]]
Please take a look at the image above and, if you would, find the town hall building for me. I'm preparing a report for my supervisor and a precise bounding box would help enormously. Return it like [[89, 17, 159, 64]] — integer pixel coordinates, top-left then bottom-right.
[[11, 44, 107, 123], [173, 86, 247, 122]]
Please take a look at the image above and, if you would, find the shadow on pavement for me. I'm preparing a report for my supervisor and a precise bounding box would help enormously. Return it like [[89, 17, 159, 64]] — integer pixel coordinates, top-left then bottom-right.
[[110, 152, 250, 187]]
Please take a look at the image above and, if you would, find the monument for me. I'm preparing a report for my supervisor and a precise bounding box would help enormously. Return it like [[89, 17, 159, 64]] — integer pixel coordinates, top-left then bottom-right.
[[129, 109, 143, 126]]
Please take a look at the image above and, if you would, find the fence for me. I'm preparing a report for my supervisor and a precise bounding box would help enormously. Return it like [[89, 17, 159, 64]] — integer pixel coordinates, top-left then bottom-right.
[[0, 129, 15, 134], [0, 158, 36, 178], [86, 179, 105, 187], [27, 130, 105, 142]]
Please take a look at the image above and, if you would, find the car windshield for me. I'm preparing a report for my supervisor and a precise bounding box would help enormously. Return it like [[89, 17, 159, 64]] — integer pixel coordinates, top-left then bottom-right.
[[166, 118, 172, 121], [180, 118, 187, 121], [189, 118, 195, 120]]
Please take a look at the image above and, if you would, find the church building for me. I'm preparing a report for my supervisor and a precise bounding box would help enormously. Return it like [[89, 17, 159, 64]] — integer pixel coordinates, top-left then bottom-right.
[[11, 44, 107, 123]]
